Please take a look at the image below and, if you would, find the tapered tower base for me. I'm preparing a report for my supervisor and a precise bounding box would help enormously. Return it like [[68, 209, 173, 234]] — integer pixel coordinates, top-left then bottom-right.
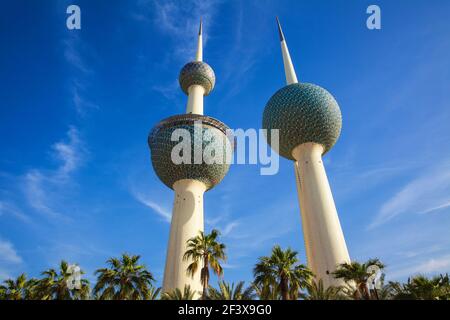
[[162, 179, 206, 297], [292, 142, 350, 287]]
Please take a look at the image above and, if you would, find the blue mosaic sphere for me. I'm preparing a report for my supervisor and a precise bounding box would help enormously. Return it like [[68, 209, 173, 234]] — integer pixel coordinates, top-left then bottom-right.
[[148, 114, 232, 190], [179, 61, 216, 96], [262, 83, 342, 160]]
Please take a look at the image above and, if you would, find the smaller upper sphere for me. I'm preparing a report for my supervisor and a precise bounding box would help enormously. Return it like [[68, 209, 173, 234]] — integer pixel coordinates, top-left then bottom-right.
[[179, 61, 216, 96], [262, 83, 342, 160]]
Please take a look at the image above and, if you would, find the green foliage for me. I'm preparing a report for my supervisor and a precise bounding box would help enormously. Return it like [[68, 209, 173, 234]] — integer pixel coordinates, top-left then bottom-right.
[[1, 249, 450, 300], [147, 286, 162, 300], [207, 281, 255, 300], [333, 258, 385, 300], [161, 285, 196, 300], [93, 253, 156, 300], [183, 229, 227, 299], [253, 245, 313, 300], [34, 261, 90, 300], [303, 279, 347, 300], [386, 274, 450, 300], [252, 282, 280, 300], [0, 273, 38, 300]]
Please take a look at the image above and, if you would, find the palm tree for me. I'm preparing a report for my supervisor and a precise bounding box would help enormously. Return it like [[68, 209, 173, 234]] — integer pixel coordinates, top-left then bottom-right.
[[0, 273, 37, 300], [371, 273, 394, 300], [161, 285, 196, 300], [148, 286, 162, 300], [183, 229, 227, 299], [36, 261, 90, 300], [253, 245, 313, 300], [94, 253, 156, 300], [208, 281, 255, 300], [303, 279, 345, 300], [388, 274, 450, 300], [332, 258, 384, 300], [252, 282, 280, 300]]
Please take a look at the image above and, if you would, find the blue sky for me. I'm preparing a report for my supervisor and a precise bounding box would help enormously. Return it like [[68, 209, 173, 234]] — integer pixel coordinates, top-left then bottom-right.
[[1, 0, 450, 287]]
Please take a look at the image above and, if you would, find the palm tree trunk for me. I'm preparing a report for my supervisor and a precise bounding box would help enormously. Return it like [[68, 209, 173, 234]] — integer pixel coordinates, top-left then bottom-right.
[[280, 275, 290, 300], [359, 283, 370, 300], [201, 257, 209, 300], [202, 283, 208, 299], [364, 284, 372, 300], [372, 287, 379, 300]]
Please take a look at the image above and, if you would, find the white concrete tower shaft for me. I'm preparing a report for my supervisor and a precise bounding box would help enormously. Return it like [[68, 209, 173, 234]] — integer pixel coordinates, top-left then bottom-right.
[[186, 20, 205, 115], [162, 179, 205, 295], [277, 18, 350, 287]]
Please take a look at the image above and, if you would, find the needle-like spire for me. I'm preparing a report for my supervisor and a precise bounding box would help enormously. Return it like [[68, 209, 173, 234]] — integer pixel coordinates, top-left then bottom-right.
[[195, 18, 203, 61], [276, 17, 298, 85], [276, 16, 285, 41], [198, 17, 203, 35]]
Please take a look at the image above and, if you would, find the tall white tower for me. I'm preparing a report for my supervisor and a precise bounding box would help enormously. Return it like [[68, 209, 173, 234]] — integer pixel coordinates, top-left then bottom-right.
[[262, 18, 351, 287], [148, 20, 233, 296]]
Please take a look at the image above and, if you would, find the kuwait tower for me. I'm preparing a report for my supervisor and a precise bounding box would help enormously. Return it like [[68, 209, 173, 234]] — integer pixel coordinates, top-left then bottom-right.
[[148, 21, 233, 295], [262, 18, 351, 287]]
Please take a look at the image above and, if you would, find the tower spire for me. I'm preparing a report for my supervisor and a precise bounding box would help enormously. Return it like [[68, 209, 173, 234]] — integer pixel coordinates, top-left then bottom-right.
[[276, 17, 298, 85], [195, 18, 203, 62]]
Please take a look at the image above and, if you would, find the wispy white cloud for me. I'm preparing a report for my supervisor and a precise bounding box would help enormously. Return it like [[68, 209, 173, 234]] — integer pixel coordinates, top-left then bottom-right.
[[369, 164, 450, 229], [0, 239, 23, 280], [222, 263, 239, 270], [221, 221, 240, 237], [63, 37, 91, 75], [215, 1, 276, 103], [418, 256, 450, 274], [223, 199, 298, 256], [63, 33, 99, 116], [151, 79, 180, 101], [133, 0, 220, 59], [389, 255, 450, 279], [330, 162, 415, 204], [352, 185, 450, 282], [52, 126, 84, 178], [205, 185, 240, 237], [0, 201, 30, 223], [132, 190, 172, 223], [205, 215, 224, 227], [151, 0, 220, 60], [22, 126, 86, 221], [71, 84, 99, 116], [132, 0, 221, 100], [23, 170, 62, 219], [218, 4, 257, 99], [397, 245, 443, 259], [419, 201, 450, 215], [0, 239, 22, 265]]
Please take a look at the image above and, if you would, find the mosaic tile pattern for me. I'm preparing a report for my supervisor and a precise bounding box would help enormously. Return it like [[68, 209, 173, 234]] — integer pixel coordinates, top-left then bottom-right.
[[262, 83, 342, 160], [179, 61, 216, 96], [148, 114, 232, 191]]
